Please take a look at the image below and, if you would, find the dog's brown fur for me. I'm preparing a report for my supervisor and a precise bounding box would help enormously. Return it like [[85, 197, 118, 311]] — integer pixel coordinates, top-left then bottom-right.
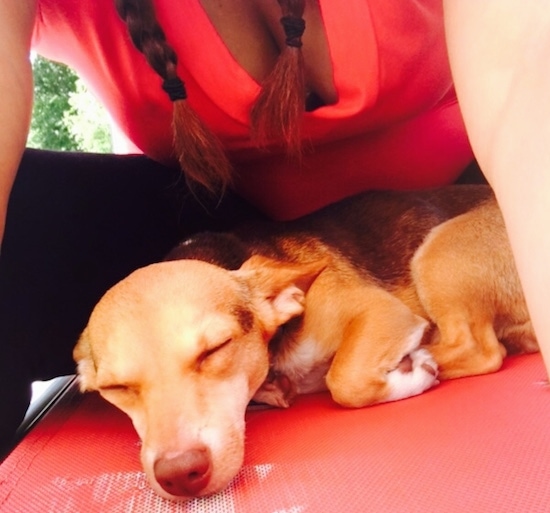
[[74, 185, 537, 501]]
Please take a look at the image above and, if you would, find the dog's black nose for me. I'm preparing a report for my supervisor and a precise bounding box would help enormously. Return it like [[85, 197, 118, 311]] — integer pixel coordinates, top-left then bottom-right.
[[154, 447, 212, 497]]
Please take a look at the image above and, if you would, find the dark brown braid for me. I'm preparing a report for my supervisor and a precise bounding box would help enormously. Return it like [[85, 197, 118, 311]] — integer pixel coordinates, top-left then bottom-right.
[[114, 0, 231, 194], [115, 0, 307, 192], [250, 0, 307, 156]]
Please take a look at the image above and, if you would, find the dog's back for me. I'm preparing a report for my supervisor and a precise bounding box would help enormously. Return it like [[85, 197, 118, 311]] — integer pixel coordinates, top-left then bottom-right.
[[167, 185, 493, 282]]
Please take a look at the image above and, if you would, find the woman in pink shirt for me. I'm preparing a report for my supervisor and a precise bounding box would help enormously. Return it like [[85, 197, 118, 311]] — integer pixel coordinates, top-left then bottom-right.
[[1, 0, 549, 454], [33, 0, 472, 218]]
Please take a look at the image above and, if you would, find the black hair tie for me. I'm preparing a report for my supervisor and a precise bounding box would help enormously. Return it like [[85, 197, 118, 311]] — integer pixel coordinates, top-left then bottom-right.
[[280, 15, 306, 48], [162, 76, 188, 102]]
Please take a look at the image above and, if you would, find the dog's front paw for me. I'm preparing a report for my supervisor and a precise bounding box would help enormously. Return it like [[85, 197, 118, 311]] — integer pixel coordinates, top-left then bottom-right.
[[252, 372, 296, 408], [384, 348, 439, 402]]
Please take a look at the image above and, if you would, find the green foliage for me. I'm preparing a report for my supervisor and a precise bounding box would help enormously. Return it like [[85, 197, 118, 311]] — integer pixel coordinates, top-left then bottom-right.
[[65, 81, 113, 153], [28, 56, 113, 153], [28, 56, 79, 151]]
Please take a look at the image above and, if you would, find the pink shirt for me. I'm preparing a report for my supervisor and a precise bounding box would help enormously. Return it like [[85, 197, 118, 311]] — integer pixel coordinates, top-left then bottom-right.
[[33, 0, 473, 219]]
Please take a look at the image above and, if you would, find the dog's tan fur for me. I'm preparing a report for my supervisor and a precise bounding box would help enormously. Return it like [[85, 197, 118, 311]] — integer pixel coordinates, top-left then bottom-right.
[[74, 185, 537, 501]]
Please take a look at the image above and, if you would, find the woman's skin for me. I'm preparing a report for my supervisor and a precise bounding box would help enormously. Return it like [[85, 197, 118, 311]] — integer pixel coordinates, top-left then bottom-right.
[[0, 0, 35, 246], [444, 0, 550, 373]]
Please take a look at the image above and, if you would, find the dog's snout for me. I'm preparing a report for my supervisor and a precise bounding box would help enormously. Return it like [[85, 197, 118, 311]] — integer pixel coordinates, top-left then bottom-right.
[[154, 447, 212, 497]]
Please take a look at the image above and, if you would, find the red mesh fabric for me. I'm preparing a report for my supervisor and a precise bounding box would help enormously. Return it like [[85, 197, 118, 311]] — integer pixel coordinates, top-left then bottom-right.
[[1, 354, 549, 512]]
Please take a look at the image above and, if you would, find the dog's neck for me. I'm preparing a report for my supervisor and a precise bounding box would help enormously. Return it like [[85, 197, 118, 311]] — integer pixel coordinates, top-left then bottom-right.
[[268, 315, 333, 396]]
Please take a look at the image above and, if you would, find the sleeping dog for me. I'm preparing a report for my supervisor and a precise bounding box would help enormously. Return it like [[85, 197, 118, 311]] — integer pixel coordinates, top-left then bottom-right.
[[74, 184, 538, 501]]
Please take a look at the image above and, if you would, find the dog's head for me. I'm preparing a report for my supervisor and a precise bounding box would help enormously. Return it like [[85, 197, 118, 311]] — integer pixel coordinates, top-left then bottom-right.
[[74, 255, 324, 501]]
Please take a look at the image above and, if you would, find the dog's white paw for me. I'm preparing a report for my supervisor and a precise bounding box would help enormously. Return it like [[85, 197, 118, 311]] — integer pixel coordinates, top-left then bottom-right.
[[384, 348, 439, 402]]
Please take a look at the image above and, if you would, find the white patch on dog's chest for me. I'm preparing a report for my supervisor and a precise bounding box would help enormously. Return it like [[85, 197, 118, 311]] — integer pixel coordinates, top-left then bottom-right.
[[275, 336, 332, 394]]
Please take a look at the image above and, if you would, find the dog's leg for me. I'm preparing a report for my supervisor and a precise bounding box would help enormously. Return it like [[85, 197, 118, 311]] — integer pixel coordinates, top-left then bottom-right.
[[499, 320, 539, 355], [325, 287, 437, 408], [412, 202, 534, 379], [425, 316, 506, 379]]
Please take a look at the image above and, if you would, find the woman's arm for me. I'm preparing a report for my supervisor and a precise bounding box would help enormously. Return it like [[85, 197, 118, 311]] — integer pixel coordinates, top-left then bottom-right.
[[0, 0, 36, 246], [444, 0, 550, 374]]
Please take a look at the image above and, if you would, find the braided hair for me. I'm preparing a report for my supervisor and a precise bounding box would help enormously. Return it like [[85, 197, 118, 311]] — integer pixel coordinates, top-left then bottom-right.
[[114, 0, 307, 193]]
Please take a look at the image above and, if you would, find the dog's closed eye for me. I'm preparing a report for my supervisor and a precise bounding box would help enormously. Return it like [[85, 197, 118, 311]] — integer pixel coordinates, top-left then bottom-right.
[[198, 338, 233, 368], [98, 383, 140, 405], [101, 384, 132, 392]]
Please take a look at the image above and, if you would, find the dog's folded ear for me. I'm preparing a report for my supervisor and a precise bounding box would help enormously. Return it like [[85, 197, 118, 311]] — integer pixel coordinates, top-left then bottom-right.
[[235, 255, 327, 328], [73, 328, 98, 392]]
